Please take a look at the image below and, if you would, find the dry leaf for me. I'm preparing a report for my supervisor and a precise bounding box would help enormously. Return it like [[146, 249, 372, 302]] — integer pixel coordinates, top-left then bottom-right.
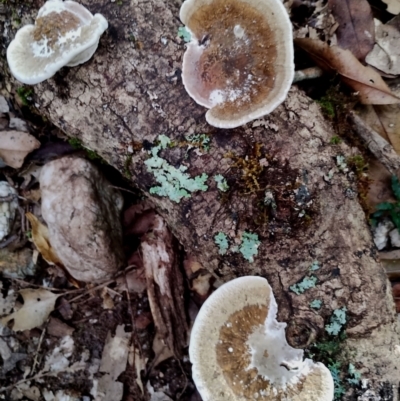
[[365, 159, 395, 210], [0, 288, 60, 331], [328, 0, 374, 60], [0, 131, 40, 168], [26, 212, 62, 265], [382, 0, 400, 15], [100, 287, 115, 310], [360, 104, 400, 153], [95, 325, 130, 401], [366, 18, 400, 76], [129, 346, 146, 394], [295, 38, 400, 104]]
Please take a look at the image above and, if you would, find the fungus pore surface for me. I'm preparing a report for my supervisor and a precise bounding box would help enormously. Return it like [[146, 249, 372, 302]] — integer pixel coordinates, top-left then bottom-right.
[[180, 0, 294, 128], [189, 276, 334, 401]]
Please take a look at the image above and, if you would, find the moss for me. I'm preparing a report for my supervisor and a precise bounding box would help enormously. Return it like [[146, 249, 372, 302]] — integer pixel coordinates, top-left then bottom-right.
[[68, 137, 105, 163], [124, 154, 133, 179], [317, 96, 335, 118], [347, 155, 368, 174], [16, 86, 34, 106], [316, 85, 347, 119], [225, 142, 264, 195], [330, 136, 342, 145]]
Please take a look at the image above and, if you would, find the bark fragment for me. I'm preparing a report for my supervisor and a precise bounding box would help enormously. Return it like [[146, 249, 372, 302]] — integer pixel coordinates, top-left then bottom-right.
[[141, 214, 188, 360]]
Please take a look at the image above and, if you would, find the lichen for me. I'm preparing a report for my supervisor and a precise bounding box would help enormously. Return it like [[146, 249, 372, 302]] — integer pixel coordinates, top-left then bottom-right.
[[310, 299, 322, 309], [145, 135, 209, 203], [290, 275, 317, 295], [185, 133, 211, 152], [177, 26, 191, 42], [214, 232, 229, 255], [214, 174, 229, 192], [239, 231, 260, 262], [325, 307, 347, 336]]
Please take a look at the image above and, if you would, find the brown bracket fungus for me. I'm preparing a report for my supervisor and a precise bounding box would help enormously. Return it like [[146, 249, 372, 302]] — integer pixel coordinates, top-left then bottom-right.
[[7, 0, 108, 85], [180, 0, 294, 128], [189, 276, 334, 401]]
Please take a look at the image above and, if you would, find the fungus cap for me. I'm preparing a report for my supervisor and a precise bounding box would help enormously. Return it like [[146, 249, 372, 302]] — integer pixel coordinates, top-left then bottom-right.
[[7, 0, 108, 85], [180, 0, 294, 128], [189, 276, 334, 401]]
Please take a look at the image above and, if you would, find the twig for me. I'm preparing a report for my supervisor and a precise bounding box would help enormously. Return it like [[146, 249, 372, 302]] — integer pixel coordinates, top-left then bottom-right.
[[123, 270, 142, 354], [109, 185, 138, 195], [0, 371, 59, 393], [348, 111, 400, 176], [30, 327, 46, 376], [0, 195, 17, 202], [0, 234, 18, 249], [10, 278, 84, 293], [293, 66, 324, 83]]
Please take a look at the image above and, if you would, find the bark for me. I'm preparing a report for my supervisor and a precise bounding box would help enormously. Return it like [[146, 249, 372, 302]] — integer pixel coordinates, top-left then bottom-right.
[[1, 0, 400, 399]]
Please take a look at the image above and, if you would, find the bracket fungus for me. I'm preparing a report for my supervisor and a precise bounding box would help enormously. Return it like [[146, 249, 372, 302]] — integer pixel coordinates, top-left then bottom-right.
[[180, 0, 294, 128], [189, 276, 334, 400], [7, 0, 108, 85]]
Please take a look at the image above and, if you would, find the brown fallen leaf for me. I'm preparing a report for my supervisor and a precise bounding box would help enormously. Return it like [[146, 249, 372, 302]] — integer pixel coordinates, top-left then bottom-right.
[[365, 158, 395, 211], [26, 212, 62, 265], [328, 0, 374, 61], [295, 38, 400, 104], [360, 104, 400, 154], [0, 131, 40, 168], [1, 288, 60, 331], [366, 17, 400, 76]]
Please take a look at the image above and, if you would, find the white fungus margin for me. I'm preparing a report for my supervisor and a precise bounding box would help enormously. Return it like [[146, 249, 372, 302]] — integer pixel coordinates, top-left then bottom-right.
[[7, 0, 108, 85], [189, 276, 334, 401]]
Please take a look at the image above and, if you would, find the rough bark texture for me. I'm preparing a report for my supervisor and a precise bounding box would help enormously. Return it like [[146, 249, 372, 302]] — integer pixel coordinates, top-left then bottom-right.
[[1, 0, 400, 399], [142, 214, 188, 361]]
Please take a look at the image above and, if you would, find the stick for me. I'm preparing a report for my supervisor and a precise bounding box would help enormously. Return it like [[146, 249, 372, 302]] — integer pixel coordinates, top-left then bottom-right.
[[348, 111, 400, 176], [293, 66, 324, 83]]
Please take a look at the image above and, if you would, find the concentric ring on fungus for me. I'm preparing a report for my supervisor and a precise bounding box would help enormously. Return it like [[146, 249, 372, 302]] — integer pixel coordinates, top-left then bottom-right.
[[189, 276, 334, 401], [180, 0, 294, 128]]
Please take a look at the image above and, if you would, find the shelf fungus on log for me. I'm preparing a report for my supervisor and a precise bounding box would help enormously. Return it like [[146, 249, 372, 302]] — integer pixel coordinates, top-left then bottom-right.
[[7, 0, 108, 85], [180, 0, 294, 129], [189, 276, 334, 401]]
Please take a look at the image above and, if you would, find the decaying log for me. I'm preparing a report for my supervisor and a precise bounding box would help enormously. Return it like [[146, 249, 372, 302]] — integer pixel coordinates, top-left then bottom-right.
[[1, 0, 400, 399]]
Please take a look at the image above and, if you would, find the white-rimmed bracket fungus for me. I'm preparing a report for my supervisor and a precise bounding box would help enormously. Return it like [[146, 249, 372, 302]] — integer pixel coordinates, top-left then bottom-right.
[[7, 0, 108, 85], [180, 0, 294, 128], [189, 276, 334, 401]]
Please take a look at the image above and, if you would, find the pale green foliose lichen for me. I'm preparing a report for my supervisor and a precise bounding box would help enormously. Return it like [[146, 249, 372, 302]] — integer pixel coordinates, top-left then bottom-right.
[[325, 307, 347, 335], [310, 299, 322, 309], [177, 26, 191, 42], [239, 231, 260, 262], [145, 135, 208, 203], [347, 363, 361, 385], [309, 260, 320, 271], [214, 174, 229, 192], [214, 232, 229, 255], [290, 275, 317, 295], [185, 133, 211, 152]]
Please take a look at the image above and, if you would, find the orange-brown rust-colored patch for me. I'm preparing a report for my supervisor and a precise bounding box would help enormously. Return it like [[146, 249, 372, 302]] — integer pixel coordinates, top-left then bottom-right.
[[187, 0, 278, 119], [33, 11, 81, 48]]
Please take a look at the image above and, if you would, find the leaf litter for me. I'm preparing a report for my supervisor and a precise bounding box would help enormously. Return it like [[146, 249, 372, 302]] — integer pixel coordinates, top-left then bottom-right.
[[295, 38, 400, 104], [366, 16, 400, 76], [328, 0, 375, 61], [1, 288, 61, 331]]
